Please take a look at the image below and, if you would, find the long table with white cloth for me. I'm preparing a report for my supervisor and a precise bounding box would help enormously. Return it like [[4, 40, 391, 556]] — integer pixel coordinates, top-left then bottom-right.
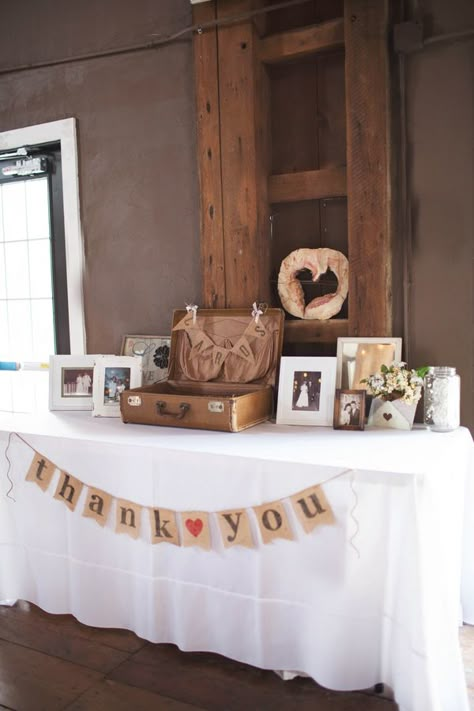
[[0, 411, 473, 711]]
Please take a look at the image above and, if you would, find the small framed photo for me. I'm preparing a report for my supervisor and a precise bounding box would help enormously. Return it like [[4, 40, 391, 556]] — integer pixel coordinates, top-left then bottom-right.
[[92, 356, 142, 417], [49, 355, 98, 411], [276, 356, 337, 426], [333, 389, 366, 430], [121, 335, 171, 385]]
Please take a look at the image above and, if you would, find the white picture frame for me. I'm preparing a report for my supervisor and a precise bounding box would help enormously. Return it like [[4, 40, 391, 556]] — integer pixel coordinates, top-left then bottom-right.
[[120, 334, 171, 385], [336, 337, 403, 390], [276, 356, 337, 426], [49, 355, 98, 411], [92, 355, 142, 418]]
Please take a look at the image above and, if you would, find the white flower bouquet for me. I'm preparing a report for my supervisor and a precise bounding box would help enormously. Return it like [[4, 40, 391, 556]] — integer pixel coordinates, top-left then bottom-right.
[[362, 362, 428, 406]]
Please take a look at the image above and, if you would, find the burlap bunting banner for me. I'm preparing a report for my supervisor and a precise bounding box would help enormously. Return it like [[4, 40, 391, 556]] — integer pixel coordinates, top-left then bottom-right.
[[21, 448, 337, 550]]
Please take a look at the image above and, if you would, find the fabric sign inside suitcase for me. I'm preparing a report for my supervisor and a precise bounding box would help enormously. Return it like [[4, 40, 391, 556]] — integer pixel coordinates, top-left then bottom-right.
[[120, 308, 284, 432]]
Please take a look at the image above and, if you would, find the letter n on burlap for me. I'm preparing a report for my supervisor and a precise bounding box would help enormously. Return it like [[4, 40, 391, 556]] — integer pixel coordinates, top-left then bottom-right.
[[116, 499, 142, 540]]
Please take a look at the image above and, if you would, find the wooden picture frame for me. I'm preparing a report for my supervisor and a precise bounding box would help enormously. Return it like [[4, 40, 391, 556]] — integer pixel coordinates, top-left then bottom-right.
[[333, 389, 366, 431], [121, 335, 171, 386]]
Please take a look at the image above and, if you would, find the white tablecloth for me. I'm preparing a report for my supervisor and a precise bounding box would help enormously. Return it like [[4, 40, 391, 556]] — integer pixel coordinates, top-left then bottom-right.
[[0, 411, 473, 711]]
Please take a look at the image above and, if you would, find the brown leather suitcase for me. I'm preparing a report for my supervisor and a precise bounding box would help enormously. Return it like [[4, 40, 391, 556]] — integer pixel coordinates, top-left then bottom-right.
[[120, 307, 284, 432]]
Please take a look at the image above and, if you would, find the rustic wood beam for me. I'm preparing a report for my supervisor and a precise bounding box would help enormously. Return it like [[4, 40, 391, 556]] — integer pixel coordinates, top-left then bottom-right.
[[284, 319, 349, 344], [193, 1, 226, 308], [259, 18, 345, 64], [345, 0, 393, 336], [268, 167, 347, 204], [217, 0, 271, 306]]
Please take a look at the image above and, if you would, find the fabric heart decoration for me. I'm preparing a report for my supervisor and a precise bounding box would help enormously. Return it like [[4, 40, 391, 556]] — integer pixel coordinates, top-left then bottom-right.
[[185, 518, 203, 537], [383, 413, 393, 421]]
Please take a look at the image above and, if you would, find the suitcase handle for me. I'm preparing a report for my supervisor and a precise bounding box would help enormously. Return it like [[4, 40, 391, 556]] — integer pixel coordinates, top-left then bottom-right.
[[156, 400, 190, 420]]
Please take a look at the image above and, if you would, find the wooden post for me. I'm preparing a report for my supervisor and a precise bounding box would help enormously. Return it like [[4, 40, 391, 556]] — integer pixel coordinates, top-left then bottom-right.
[[216, 0, 271, 306], [193, 1, 226, 308], [345, 0, 393, 336]]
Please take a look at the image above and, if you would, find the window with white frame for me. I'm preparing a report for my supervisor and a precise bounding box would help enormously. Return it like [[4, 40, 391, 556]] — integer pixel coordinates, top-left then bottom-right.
[[0, 119, 85, 412]]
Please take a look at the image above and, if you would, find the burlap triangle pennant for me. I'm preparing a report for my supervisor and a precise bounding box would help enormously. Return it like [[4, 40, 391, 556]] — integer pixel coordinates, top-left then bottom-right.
[[212, 346, 231, 368], [189, 331, 214, 359], [53, 471, 84, 512], [245, 318, 267, 339], [116, 498, 142, 539], [149, 507, 180, 545], [253, 500, 293, 544], [231, 336, 255, 364], [172, 314, 200, 332], [290, 485, 334, 533], [217, 509, 254, 548], [25, 452, 56, 492], [82, 487, 113, 527], [180, 511, 211, 550]]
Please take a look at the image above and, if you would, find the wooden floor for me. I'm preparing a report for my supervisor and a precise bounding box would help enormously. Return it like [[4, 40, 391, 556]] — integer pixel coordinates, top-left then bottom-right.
[[0, 601, 473, 710]]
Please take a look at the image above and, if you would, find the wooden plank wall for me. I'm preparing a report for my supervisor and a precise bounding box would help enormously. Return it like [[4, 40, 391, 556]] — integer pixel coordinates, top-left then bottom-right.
[[344, 0, 393, 336], [216, 0, 271, 307], [193, 0, 395, 344], [193, 1, 226, 308]]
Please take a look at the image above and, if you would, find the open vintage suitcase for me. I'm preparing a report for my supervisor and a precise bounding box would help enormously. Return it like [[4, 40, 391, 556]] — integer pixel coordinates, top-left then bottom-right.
[[120, 308, 284, 432]]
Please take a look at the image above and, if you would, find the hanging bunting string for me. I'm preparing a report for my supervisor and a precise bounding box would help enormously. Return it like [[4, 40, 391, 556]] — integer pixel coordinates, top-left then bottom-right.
[[349, 473, 361, 559], [5, 430, 361, 553], [3, 431, 16, 502], [185, 303, 199, 324]]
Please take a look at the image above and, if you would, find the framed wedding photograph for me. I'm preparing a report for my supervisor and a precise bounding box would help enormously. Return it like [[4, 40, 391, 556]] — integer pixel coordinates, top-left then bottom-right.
[[121, 335, 171, 385], [336, 337, 402, 390], [49, 355, 98, 411], [333, 389, 366, 431], [92, 356, 142, 417], [276, 356, 337, 426]]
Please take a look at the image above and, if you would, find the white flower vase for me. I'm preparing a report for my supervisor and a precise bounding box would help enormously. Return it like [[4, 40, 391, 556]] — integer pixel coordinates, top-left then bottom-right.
[[368, 397, 418, 430]]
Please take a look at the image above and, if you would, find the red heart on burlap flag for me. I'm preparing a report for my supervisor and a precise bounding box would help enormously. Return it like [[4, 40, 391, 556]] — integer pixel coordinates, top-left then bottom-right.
[[185, 518, 203, 537]]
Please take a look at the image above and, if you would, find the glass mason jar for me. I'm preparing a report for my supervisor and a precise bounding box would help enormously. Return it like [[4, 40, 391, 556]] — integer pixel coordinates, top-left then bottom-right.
[[423, 367, 460, 432]]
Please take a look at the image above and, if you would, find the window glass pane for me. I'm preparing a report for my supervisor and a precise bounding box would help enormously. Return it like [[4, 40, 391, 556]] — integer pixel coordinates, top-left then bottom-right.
[[11, 372, 35, 413], [0, 186, 4, 241], [26, 178, 50, 240], [31, 299, 55, 360], [0, 245, 6, 299], [29, 239, 53, 298], [0, 299, 9, 358], [4, 241, 30, 299], [0, 373, 14, 412], [2, 182, 27, 242], [7, 300, 33, 361]]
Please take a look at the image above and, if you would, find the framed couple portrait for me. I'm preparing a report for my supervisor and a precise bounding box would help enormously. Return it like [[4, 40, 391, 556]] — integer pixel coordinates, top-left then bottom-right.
[[92, 355, 142, 417], [276, 357, 337, 426], [49, 355, 97, 411], [333, 389, 366, 431]]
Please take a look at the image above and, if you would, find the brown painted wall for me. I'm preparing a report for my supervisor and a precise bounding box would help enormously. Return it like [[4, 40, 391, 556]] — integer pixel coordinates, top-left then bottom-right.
[[0, 0, 201, 354], [405, 0, 473, 430], [0, 0, 472, 429]]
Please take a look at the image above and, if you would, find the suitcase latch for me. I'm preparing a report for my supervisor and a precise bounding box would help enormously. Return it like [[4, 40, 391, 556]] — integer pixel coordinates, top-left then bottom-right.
[[208, 400, 224, 413], [127, 395, 142, 407]]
